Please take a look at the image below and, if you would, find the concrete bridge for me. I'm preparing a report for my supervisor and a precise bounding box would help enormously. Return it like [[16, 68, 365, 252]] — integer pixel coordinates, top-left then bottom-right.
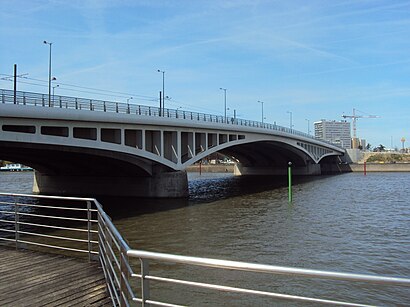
[[0, 89, 344, 197]]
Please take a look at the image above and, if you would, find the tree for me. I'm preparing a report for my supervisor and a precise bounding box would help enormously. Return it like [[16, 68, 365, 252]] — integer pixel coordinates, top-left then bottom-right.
[[366, 143, 371, 151], [374, 144, 386, 152]]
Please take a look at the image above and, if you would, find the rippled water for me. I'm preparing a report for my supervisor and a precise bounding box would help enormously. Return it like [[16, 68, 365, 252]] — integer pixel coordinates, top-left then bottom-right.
[[1, 171, 409, 305]]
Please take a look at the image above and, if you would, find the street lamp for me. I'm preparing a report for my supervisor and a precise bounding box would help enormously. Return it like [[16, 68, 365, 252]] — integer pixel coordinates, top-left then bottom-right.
[[258, 100, 264, 123], [157, 69, 165, 116], [219, 87, 227, 123], [43, 40, 52, 107], [287, 111, 293, 130], [305, 119, 310, 135], [52, 84, 59, 105]]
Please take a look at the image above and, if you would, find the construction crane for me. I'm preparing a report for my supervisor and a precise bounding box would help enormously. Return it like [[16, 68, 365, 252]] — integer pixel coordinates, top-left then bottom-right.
[[342, 108, 379, 138]]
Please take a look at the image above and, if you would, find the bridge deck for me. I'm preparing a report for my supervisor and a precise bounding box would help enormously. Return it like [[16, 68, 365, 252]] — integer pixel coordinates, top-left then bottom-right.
[[0, 246, 111, 306]]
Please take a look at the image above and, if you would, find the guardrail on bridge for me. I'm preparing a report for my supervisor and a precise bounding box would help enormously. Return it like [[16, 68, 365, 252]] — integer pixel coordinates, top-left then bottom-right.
[[1, 88, 341, 149]]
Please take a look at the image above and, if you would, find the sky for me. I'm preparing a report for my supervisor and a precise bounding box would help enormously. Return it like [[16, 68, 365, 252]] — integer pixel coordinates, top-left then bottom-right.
[[1, 0, 410, 148]]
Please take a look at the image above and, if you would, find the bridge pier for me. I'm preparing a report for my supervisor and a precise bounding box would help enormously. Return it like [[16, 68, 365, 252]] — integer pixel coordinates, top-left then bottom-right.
[[233, 163, 321, 176], [33, 170, 189, 198]]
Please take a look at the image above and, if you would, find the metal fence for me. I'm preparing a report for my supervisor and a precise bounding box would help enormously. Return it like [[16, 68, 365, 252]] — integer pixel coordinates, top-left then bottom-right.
[[1, 193, 409, 306], [0, 193, 99, 261], [0, 88, 341, 148]]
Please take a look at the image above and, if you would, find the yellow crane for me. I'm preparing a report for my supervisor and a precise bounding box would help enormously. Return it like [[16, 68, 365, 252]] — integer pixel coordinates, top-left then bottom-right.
[[342, 108, 379, 139]]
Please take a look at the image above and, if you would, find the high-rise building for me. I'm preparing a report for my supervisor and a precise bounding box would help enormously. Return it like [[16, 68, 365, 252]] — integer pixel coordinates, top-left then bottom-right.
[[314, 120, 351, 149]]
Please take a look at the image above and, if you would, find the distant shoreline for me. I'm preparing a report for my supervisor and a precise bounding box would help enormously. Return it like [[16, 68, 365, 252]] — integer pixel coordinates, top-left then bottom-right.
[[349, 162, 410, 172], [186, 164, 234, 173], [187, 163, 410, 173]]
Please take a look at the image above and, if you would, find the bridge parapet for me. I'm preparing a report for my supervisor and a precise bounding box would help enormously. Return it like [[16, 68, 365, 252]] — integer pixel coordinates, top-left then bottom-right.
[[1, 89, 339, 148]]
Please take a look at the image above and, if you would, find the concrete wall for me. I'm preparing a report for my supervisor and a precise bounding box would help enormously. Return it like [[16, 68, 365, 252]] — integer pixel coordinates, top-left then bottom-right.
[[344, 149, 364, 163], [233, 163, 322, 176], [186, 164, 234, 173], [33, 170, 189, 198], [349, 163, 410, 172]]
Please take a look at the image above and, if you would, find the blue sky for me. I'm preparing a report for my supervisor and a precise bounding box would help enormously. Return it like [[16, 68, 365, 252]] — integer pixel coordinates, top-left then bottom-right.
[[1, 0, 410, 148]]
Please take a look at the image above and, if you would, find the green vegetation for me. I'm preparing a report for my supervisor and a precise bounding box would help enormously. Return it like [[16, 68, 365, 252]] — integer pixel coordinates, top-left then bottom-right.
[[366, 153, 410, 163]]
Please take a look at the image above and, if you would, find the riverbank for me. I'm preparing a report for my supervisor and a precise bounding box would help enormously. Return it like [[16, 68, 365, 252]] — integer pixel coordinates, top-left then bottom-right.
[[187, 163, 410, 173], [186, 164, 234, 173], [349, 162, 410, 172]]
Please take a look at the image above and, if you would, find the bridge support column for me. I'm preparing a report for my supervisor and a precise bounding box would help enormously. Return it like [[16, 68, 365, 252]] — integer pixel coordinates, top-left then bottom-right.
[[234, 163, 321, 176], [33, 170, 189, 198]]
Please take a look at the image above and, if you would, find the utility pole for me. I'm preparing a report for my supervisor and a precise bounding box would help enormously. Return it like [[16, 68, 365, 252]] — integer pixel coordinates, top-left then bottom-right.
[[43, 41, 53, 107], [158, 70, 165, 116], [159, 91, 162, 116], [220, 88, 227, 123], [258, 100, 264, 124], [13, 64, 17, 104]]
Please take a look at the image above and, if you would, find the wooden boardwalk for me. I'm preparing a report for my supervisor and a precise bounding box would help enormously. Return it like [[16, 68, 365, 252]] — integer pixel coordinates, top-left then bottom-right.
[[0, 246, 112, 306]]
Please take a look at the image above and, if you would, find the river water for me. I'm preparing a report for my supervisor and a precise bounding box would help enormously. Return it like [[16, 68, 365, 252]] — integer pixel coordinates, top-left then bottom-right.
[[0, 171, 409, 306]]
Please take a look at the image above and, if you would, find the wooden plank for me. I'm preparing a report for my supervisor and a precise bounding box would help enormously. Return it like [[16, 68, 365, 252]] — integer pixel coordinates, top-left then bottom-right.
[[0, 246, 111, 306], [0, 261, 94, 300], [28, 272, 108, 306], [0, 258, 84, 294]]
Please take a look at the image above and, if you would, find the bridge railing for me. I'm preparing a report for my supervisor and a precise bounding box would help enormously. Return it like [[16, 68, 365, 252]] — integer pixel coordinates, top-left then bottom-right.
[[1, 192, 409, 306], [0, 88, 341, 149], [0, 193, 99, 261]]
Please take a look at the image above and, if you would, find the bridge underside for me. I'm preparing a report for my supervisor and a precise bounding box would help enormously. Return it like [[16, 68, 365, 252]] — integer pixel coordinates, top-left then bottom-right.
[[220, 142, 322, 176], [1, 139, 342, 198], [0, 141, 188, 198]]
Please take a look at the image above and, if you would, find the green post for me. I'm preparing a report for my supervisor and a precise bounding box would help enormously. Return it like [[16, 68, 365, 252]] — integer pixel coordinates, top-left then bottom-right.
[[288, 162, 292, 203]]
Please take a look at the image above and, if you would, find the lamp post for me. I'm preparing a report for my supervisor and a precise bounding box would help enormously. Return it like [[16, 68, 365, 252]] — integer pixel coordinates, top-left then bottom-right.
[[43, 40, 52, 107], [220, 87, 227, 123], [305, 119, 310, 135], [157, 70, 165, 116], [287, 111, 293, 130], [258, 100, 264, 123], [52, 84, 59, 105]]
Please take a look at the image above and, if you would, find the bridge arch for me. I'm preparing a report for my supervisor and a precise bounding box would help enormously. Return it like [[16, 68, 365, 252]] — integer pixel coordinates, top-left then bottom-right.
[[0, 89, 345, 197]]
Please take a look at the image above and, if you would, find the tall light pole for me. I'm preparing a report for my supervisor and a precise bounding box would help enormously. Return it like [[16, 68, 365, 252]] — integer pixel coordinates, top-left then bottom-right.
[[305, 119, 310, 135], [52, 84, 59, 105], [258, 100, 264, 123], [43, 40, 52, 107], [157, 69, 165, 116], [287, 111, 293, 130], [220, 87, 227, 123]]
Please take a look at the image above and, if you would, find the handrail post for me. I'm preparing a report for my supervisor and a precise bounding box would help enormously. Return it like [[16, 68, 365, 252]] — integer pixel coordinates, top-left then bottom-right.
[[141, 259, 150, 306], [120, 244, 130, 306], [87, 200, 92, 262], [14, 200, 20, 250]]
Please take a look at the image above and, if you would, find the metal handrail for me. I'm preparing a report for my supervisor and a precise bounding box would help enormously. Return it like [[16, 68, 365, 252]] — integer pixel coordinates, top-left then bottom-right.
[[128, 250, 410, 286], [1, 192, 409, 306], [0, 88, 342, 149], [0, 192, 98, 262]]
